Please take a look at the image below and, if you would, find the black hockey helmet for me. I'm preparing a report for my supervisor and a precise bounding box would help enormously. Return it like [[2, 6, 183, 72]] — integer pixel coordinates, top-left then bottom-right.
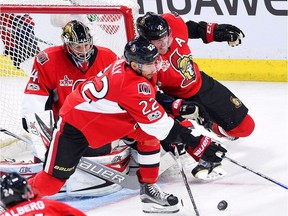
[[61, 20, 93, 61], [0, 172, 34, 208], [136, 12, 169, 40], [124, 36, 159, 65]]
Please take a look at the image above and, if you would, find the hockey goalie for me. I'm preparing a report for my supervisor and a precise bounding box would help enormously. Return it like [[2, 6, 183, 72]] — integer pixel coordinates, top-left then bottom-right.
[[0, 18, 131, 197]]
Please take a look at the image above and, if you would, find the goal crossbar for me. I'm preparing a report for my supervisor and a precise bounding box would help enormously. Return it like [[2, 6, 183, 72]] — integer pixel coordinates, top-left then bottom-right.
[[0, 4, 135, 42]]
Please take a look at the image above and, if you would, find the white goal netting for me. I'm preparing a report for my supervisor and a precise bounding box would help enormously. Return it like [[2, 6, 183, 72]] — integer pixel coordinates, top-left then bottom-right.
[[0, 0, 139, 159]]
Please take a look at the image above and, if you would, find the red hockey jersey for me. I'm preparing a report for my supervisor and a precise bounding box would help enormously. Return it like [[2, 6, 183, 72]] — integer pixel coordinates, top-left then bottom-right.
[[22, 45, 117, 118], [60, 59, 175, 147], [0, 196, 86, 216], [157, 13, 202, 99]]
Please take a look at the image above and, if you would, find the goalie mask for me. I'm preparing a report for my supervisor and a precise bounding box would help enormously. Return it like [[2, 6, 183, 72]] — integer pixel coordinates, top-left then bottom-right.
[[0, 172, 34, 208], [61, 20, 93, 62], [136, 12, 169, 40]]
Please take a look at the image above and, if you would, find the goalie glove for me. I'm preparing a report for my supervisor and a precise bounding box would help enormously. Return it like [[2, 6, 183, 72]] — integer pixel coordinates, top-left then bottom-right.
[[199, 21, 245, 47]]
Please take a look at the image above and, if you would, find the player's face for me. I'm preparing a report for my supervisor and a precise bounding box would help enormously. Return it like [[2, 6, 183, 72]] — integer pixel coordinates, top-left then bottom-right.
[[70, 42, 92, 61], [141, 60, 160, 80], [151, 33, 172, 55], [151, 36, 169, 55]]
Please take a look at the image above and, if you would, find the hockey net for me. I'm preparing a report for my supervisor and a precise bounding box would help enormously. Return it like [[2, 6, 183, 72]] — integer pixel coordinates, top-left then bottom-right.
[[0, 0, 139, 159]]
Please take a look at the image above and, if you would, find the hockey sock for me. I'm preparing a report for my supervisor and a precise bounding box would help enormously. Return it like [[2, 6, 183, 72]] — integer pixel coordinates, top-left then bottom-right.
[[212, 114, 255, 138], [137, 139, 160, 184], [28, 170, 66, 197]]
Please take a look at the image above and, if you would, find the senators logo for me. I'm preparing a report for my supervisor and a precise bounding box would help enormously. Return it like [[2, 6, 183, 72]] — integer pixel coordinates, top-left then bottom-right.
[[170, 50, 196, 87], [230, 96, 242, 108]]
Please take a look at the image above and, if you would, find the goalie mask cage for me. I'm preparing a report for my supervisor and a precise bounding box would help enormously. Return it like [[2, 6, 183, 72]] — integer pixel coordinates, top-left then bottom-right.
[[0, 2, 138, 155]]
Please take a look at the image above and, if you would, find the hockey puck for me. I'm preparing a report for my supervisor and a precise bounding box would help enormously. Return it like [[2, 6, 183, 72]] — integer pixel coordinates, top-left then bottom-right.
[[217, 200, 228, 210]]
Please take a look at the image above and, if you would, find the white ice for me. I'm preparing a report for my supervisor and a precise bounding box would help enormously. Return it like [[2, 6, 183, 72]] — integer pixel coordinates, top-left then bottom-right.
[[1, 81, 287, 215], [59, 81, 288, 216]]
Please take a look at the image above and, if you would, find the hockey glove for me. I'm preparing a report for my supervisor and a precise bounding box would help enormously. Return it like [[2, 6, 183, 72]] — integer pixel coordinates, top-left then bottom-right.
[[189, 135, 227, 163], [172, 99, 210, 124], [161, 140, 186, 156], [213, 24, 245, 47]]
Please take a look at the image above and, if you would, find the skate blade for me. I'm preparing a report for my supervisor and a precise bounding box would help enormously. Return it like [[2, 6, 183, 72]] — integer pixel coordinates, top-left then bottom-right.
[[142, 202, 179, 214], [194, 167, 227, 181]]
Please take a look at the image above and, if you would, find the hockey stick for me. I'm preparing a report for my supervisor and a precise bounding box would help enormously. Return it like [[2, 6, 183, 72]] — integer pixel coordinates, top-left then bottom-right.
[[218, 153, 288, 190], [0, 127, 32, 145], [173, 148, 200, 216]]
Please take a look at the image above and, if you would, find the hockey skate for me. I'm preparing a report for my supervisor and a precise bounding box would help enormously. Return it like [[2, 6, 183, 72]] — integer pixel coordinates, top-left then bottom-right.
[[140, 183, 179, 213], [191, 159, 227, 181]]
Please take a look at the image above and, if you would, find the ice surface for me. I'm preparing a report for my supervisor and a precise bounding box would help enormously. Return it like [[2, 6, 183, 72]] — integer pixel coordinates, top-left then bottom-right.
[[1, 81, 287, 216], [63, 81, 288, 216]]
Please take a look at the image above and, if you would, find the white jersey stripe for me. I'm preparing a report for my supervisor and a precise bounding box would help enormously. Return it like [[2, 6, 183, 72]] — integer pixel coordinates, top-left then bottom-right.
[[75, 99, 127, 114], [44, 117, 63, 173], [138, 113, 174, 141], [138, 151, 161, 165]]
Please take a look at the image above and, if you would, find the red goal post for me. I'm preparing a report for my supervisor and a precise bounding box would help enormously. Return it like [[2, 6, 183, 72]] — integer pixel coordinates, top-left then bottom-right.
[[0, 3, 138, 155], [0, 5, 136, 45]]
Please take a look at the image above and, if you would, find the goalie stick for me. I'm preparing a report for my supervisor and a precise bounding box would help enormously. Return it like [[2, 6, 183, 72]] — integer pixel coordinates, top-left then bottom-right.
[[0, 127, 176, 190], [0, 127, 32, 145], [173, 147, 200, 216], [218, 153, 288, 190]]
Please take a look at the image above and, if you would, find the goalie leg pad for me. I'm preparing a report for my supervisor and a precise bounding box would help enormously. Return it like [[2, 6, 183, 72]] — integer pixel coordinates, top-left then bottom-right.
[[0, 160, 43, 179], [63, 145, 131, 197]]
